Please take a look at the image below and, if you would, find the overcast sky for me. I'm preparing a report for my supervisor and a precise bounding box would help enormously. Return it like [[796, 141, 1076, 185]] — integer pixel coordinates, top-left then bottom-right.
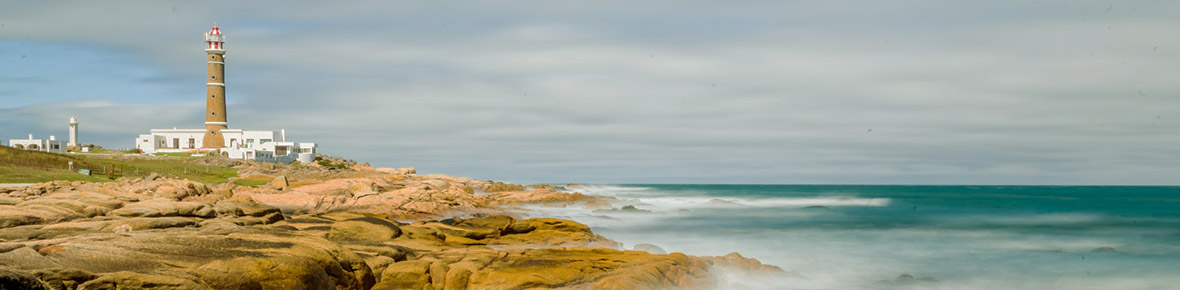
[[2, 1, 1178, 185]]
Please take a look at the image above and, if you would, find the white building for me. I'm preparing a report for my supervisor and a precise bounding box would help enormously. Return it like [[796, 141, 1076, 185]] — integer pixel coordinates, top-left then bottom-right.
[[9, 134, 67, 153], [135, 128, 317, 163]]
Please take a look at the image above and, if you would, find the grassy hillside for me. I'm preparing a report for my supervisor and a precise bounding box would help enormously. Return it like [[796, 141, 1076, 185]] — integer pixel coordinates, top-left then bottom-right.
[[0, 145, 238, 184]]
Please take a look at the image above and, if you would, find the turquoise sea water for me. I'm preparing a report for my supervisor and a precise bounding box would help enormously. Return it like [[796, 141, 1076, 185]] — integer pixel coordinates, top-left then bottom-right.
[[523, 185, 1180, 290]]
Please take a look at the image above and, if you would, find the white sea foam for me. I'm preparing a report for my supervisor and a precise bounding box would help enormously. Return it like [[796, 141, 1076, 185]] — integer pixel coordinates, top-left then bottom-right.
[[572, 185, 889, 208], [633, 196, 891, 208], [530, 185, 1180, 290], [567, 184, 657, 195]]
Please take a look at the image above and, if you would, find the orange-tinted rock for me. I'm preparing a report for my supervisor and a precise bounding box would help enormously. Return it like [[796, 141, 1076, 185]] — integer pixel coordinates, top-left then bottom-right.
[[327, 217, 403, 242]]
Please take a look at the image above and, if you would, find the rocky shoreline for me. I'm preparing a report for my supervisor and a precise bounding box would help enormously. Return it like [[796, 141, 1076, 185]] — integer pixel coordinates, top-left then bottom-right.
[[0, 160, 789, 289]]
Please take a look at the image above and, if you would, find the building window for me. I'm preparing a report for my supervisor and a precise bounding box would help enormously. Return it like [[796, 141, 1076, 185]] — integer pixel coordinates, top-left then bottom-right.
[[211, 95, 216, 99], [211, 112, 216, 116], [210, 56, 215, 60], [211, 75, 216, 80]]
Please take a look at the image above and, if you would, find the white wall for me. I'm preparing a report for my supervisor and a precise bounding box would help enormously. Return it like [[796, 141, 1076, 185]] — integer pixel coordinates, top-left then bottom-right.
[[137, 129, 205, 153], [9, 139, 67, 153]]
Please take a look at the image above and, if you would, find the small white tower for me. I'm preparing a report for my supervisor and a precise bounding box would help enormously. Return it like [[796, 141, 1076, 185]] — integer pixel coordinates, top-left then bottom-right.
[[68, 116, 79, 147]]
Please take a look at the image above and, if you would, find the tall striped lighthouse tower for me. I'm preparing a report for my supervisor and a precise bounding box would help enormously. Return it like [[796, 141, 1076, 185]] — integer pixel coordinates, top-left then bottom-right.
[[202, 25, 228, 149]]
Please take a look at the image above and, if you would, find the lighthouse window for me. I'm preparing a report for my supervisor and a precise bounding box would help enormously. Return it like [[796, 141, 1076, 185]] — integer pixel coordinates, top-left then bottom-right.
[[211, 112, 216, 116], [211, 94, 216, 99], [211, 56, 215, 60], [211, 75, 216, 80]]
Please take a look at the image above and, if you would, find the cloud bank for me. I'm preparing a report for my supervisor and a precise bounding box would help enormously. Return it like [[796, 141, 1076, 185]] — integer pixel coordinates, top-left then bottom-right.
[[2, 1, 1179, 184]]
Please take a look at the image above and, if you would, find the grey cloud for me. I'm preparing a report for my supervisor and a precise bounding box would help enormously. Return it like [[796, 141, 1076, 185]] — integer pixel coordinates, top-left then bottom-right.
[[2, 1, 1179, 184]]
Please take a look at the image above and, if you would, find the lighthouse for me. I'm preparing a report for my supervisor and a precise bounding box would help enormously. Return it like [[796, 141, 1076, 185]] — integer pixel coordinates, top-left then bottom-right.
[[134, 25, 318, 163], [68, 116, 78, 147], [202, 25, 228, 149]]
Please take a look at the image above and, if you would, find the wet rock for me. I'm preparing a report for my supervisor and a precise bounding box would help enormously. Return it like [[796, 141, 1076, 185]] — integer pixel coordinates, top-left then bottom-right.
[[634, 243, 667, 254], [702, 252, 788, 276], [879, 273, 939, 285], [594, 205, 653, 213]]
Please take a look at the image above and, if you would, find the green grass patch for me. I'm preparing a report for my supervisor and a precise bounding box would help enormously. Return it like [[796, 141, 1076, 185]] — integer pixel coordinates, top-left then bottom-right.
[[0, 166, 110, 183], [0, 145, 239, 184], [82, 156, 238, 184]]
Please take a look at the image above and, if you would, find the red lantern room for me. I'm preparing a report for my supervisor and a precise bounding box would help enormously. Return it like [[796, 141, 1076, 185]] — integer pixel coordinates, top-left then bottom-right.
[[204, 25, 225, 52]]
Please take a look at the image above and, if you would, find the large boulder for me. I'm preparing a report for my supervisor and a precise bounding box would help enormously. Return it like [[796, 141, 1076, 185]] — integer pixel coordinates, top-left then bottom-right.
[[491, 218, 622, 249], [270, 176, 290, 191], [0, 229, 375, 290], [479, 182, 523, 193], [31, 268, 97, 290], [454, 215, 514, 232], [79, 271, 209, 290], [108, 200, 215, 218], [0, 267, 49, 290], [373, 260, 432, 290], [422, 222, 500, 241], [327, 217, 402, 242], [466, 248, 714, 289]]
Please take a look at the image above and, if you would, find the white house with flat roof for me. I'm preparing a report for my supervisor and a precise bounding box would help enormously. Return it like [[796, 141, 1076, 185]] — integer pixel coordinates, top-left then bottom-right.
[[9, 134, 67, 153], [135, 128, 316, 163]]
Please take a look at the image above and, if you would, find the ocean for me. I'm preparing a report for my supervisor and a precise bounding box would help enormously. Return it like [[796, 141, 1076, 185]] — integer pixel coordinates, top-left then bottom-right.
[[522, 184, 1180, 290]]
